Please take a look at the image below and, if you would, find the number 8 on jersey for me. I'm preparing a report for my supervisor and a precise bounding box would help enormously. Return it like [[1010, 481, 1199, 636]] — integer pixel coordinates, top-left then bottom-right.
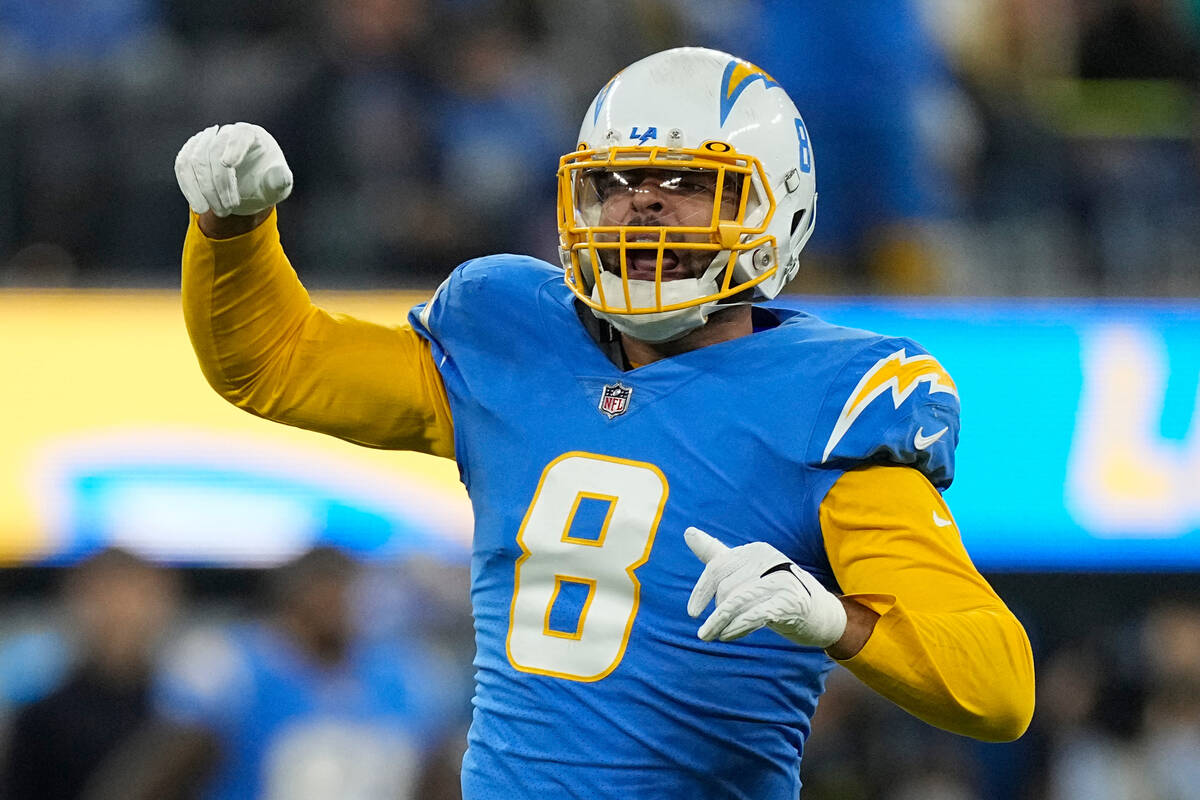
[[506, 452, 668, 681]]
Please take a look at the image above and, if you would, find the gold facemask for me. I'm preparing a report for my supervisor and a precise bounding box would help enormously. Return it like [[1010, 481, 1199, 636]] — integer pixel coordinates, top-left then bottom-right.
[[557, 143, 779, 315]]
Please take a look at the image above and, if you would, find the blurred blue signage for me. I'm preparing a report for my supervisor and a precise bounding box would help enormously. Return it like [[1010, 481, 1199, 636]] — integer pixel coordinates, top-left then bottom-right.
[[9, 292, 1199, 571], [794, 298, 1200, 571]]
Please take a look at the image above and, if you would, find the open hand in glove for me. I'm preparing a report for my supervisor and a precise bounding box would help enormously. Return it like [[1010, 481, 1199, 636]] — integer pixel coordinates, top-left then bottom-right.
[[685, 526, 848, 648]]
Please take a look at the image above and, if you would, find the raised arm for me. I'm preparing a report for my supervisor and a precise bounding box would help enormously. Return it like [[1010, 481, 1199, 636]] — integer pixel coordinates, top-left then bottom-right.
[[175, 123, 454, 457]]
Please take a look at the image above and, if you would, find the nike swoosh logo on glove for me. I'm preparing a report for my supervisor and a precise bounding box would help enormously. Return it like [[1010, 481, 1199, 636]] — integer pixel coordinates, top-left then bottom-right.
[[759, 563, 811, 596]]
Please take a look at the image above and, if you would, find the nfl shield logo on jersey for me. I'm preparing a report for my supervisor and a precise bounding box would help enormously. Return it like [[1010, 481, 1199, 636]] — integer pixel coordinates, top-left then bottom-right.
[[598, 382, 633, 419]]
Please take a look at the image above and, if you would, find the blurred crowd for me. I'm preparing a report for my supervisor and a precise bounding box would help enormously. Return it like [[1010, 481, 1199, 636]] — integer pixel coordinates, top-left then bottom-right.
[[1, 0, 1199, 295], [803, 594, 1200, 800], [0, 547, 473, 800], [0, 549, 1198, 799]]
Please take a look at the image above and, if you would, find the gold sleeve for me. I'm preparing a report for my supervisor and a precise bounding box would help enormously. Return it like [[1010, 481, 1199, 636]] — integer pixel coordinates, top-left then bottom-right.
[[181, 210, 455, 458], [820, 465, 1035, 741]]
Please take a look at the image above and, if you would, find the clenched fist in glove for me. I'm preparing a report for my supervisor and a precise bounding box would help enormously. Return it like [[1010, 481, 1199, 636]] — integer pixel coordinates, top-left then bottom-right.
[[685, 526, 848, 649], [174, 123, 293, 218]]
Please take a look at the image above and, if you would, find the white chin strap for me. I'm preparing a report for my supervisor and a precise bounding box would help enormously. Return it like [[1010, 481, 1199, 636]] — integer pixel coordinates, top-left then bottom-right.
[[591, 272, 717, 343]]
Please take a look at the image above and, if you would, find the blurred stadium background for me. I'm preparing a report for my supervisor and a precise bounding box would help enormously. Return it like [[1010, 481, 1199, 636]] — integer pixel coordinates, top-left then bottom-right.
[[3, 0, 1200, 798]]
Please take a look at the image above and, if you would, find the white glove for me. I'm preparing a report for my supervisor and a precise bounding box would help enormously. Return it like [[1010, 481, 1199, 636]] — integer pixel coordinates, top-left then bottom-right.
[[174, 122, 293, 217], [685, 526, 847, 648]]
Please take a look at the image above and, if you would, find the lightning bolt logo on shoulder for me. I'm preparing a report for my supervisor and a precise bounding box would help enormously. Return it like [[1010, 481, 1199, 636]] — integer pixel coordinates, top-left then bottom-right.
[[821, 349, 958, 463]]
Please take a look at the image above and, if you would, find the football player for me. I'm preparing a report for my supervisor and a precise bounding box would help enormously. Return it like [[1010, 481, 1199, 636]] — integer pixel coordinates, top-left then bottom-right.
[[175, 47, 1034, 799]]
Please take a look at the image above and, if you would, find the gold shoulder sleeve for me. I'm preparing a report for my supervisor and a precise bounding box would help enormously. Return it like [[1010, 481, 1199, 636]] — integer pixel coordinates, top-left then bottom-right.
[[820, 465, 1035, 741], [182, 210, 455, 457]]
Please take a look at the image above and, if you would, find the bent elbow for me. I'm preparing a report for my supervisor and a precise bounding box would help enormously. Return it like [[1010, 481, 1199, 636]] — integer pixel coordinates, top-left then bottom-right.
[[968, 649, 1036, 742], [974, 691, 1034, 742], [193, 358, 289, 423], [195, 363, 266, 416], [937, 681, 1034, 742]]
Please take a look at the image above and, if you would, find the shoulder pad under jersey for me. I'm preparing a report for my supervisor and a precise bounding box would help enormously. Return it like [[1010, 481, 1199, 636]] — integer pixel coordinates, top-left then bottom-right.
[[410, 254, 561, 345], [810, 335, 960, 489]]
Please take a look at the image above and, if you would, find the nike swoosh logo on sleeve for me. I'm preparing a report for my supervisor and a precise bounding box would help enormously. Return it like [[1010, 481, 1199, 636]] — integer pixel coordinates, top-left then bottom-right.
[[914, 426, 948, 450], [932, 511, 954, 527]]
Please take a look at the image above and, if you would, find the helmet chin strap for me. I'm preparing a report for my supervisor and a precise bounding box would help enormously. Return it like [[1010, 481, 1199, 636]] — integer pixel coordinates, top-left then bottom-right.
[[589, 251, 738, 343]]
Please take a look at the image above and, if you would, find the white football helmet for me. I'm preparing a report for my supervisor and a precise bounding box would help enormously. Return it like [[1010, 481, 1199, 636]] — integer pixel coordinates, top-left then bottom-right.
[[557, 47, 817, 342]]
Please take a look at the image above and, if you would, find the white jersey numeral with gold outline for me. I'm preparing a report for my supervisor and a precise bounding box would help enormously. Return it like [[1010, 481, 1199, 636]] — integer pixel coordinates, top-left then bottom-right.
[[506, 452, 668, 681]]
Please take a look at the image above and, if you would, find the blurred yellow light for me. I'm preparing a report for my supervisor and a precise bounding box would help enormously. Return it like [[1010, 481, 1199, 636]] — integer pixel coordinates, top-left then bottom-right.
[[1, 290, 471, 564]]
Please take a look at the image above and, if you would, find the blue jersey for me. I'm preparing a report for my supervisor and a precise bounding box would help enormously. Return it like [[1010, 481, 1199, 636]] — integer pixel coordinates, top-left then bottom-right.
[[153, 624, 460, 800], [410, 256, 959, 799]]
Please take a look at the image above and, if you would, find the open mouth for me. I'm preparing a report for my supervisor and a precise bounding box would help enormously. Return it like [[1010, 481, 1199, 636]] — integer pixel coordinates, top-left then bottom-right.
[[620, 248, 687, 281]]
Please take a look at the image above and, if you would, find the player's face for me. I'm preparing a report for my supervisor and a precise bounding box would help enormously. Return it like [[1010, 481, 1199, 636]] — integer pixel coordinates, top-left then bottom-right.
[[584, 168, 741, 281]]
